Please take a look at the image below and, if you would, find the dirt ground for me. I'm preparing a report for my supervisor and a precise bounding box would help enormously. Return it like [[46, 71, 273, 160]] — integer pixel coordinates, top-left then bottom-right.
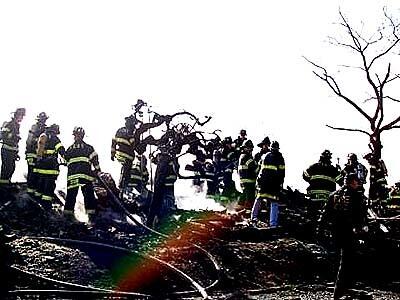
[[1, 187, 399, 299]]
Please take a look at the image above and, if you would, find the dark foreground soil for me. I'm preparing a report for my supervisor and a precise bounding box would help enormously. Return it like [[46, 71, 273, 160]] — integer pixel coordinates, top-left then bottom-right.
[[1, 186, 399, 299]]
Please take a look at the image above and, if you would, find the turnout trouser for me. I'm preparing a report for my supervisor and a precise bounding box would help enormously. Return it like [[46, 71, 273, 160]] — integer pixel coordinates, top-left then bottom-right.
[[119, 160, 133, 191], [0, 148, 17, 185], [334, 236, 355, 299], [240, 184, 256, 208], [37, 174, 58, 209], [64, 184, 96, 213]]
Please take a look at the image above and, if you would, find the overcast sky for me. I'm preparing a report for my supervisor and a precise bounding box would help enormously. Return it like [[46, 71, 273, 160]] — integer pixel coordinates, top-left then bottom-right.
[[1, 0, 400, 193]]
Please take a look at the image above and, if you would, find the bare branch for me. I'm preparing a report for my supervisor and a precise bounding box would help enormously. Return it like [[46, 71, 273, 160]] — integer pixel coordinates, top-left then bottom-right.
[[339, 11, 362, 50], [362, 96, 376, 103], [363, 95, 400, 103], [368, 13, 400, 70], [387, 73, 400, 83], [338, 64, 365, 71], [380, 115, 400, 132], [386, 96, 400, 103], [304, 56, 372, 122], [383, 7, 400, 39], [326, 124, 370, 135], [327, 36, 359, 51], [376, 64, 392, 129]]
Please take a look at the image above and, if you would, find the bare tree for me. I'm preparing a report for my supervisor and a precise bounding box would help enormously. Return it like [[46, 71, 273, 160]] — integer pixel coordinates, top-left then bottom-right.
[[305, 8, 400, 161]]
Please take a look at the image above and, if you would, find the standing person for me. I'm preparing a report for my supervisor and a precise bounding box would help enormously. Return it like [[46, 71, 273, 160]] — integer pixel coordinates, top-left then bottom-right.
[[147, 152, 178, 227], [111, 115, 137, 193], [127, 154, 151, 215], [363, 152, 388, 203], [303, 150, 341, 219], [0, 108, 25, 188], [219, 137, 239, 201], [35, 124, 65, 209], [25, 112, 48, 196], [63, 127, 101, 222], [204, 159, 219, 198], [191, 149, 206, 193], [318, 173, 368, 300], [238, 140, 257, 209], [234, 129, 247, 148], [254, 136, 270, 164], [339, 153, 368, 188], [388, 182, 400, 212], [251, 141, 285, 228]]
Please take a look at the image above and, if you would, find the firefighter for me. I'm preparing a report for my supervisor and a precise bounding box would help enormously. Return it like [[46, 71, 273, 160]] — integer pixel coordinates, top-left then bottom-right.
[[234, 129, 247, 148], [251, 141, 285, 228], [218, 137, 239, 201], [111, 115, 137, 192], [254, 136, 270, 163], [63, 127, 101, 222], [25, 112, 48, 196], [238, 140, 257, 208], [204, 159, 219, 197], [338, 153, 368, 188], [111, 113, 164, 194], [318, 173, 368, 300], [303, 150, 341, 218], [147, 152, 178, 227], [191, 149, 206, 193], [363, 152, 388, 203], [35, 124, 65, 209], [125, 154, 152, 215], [388, 182, 400, 211], [128, 154, 149, 194], [0, 108, 25, 188]]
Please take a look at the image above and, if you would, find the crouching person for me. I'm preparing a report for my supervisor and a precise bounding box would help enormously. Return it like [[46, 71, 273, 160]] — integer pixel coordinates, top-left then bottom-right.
[[63, 127, 101, 223]]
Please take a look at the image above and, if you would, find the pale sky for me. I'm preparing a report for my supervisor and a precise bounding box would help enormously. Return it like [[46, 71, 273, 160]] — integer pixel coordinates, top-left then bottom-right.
[[1, 0, 400, 193]]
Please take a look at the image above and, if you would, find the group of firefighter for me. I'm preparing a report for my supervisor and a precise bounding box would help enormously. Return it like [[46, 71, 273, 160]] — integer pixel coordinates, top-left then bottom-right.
[[1, 107, 400, 226], [2, 106, 400, 299]]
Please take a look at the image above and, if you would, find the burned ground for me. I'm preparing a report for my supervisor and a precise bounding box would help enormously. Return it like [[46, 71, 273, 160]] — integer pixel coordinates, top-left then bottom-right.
[[0, 186, 399, 299]]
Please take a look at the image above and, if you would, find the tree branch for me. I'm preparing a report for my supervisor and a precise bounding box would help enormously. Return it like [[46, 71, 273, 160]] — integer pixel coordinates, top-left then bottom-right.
[[387, 73, 400, 83], [304, 56, 372, 122], [326, 124, 370, 135], [380, 115, 400, 132]]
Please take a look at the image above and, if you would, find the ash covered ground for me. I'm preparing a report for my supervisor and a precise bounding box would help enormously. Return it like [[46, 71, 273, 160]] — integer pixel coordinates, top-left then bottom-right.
[[0, 186, 399, 299]]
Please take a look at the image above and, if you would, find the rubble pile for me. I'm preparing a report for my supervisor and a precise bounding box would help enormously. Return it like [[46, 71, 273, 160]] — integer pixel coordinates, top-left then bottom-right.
[[10, 237, 115, 289]]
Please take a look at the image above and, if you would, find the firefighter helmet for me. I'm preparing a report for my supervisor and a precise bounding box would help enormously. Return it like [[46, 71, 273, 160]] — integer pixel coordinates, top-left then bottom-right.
[[271, 140, 280, 150], [73, 126, 85, 138], [125, 115, 137, 128], [243, 139, 254, 149], [14, 108, 26, 117], [223, 136, 233, 145], [348, 153, 358, 162], [36, 112, 49, 121], [320, 149, 332, 159], [257, 136, 271, 148]]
